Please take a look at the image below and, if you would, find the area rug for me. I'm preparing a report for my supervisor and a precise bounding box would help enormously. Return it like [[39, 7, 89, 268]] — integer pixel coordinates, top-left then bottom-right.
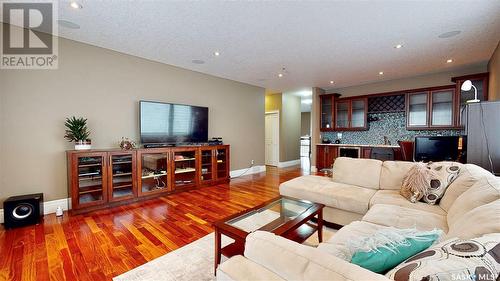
[[113, 228, 337, 281]]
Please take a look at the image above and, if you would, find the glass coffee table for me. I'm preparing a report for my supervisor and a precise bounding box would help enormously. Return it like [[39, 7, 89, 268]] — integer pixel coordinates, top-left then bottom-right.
[[213, 196, 324, 272]]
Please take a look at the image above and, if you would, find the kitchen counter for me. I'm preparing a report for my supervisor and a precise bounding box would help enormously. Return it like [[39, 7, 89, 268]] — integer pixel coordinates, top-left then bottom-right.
[[316, 143, 400, 148]]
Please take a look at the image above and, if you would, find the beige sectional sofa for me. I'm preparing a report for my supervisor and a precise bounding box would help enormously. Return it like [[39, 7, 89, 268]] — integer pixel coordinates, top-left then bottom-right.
[[217, 157, 500, 280]]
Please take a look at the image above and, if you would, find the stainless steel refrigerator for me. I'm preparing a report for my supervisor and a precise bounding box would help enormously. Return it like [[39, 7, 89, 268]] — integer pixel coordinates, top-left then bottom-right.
[[466, 101, 500, 176]]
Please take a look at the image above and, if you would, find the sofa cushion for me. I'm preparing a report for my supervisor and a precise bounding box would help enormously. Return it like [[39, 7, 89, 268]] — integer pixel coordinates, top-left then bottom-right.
[[332, 157, 382, 189], [447, 177, 500, 228], [244, 231, 391, 281], [362, 204, 448, 233], [439, 164, 494, 212], [386, 233, 500, 281], [279, 175, 377, 214], [317, 221, 388, 261], [370, 190, 446, 216], [445, 199, 500, 240], [217, 255, 285, 281], [379, 161, 416, 190]]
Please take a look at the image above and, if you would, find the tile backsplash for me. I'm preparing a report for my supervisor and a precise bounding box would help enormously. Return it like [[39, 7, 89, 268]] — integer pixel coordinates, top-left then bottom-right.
[[321, 112, 463, 145]]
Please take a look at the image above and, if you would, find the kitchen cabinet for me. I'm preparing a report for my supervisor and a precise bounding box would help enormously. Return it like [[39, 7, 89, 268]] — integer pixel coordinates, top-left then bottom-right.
[[316, 145, 337, 170], [320, 94, 338, 131], [334, 98, 368, 130], [406, 86, 457, 130]]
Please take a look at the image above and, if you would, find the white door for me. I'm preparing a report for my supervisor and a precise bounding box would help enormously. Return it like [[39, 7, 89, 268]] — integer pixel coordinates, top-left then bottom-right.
[[265, 112, 279, 166]]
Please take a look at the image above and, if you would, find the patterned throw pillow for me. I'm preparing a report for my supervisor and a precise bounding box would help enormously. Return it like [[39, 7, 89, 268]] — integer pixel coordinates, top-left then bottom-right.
[[386, 233, 500, 281], [421, 162, 460, 205]]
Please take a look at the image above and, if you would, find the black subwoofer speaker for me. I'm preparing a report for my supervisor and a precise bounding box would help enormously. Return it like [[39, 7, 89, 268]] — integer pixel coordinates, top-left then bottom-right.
[[3, 193, 44, 229]]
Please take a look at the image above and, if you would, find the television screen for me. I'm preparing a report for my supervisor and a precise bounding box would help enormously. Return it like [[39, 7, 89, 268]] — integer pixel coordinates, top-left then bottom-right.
[[414, 136, 459, 162], [140, 101, 208, 144]]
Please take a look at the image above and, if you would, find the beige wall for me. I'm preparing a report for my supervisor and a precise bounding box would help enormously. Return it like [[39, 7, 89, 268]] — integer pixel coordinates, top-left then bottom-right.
[[329, 63, 487, 97], [0, 34, 265, 204], [488, 41, 500, 101], [301, 112, 311, 136], [280, 93, 301, 162]]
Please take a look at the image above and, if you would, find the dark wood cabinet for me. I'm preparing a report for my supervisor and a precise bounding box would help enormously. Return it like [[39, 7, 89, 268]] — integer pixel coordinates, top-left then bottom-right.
[[316, 145, 337, 170], [361, 148, 372, 159], [68, 152, 108, 210], [68, 145, 230, 213], [320, 94, 338, 131], [451, 73, 489, 127], [334, 98, 368, 130], [406, 86, 457, 130], [108, 151, 137, 202]]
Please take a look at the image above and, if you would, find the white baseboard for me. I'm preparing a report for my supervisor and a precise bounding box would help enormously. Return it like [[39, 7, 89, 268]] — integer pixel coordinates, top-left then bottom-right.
[[278, 159, 301, 168], [0, 198, 70, 224], [230, 165, 266, 178]]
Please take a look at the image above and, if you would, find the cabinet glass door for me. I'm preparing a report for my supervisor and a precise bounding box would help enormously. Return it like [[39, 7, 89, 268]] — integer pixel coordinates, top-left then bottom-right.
[[109, 153, 135, 200], [351, 99, 366, 128], [335, 101, 349, 129], [140, 152, 169, 194], [216, 148, 228, 179], [77, 155, 105, 205], [408, 92, 428, 127], [200, 149, 214, 183], [321, 95, 333, 129], [173, 150, 197, 188], [431, 90, 453, 126]]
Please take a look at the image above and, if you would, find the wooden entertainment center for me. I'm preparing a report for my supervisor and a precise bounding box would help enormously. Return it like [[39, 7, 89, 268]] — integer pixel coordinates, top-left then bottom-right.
[[67, 145, 230, 213]]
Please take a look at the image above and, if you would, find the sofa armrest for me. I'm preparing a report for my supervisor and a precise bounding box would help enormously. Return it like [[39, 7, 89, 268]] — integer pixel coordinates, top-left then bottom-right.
[[217, 255, 285, 281], [244, 231, 391, 281]]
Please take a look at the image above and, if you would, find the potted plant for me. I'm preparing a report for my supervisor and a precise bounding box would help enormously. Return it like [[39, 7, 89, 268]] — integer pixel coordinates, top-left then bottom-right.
[[64, 116, 91, 150]]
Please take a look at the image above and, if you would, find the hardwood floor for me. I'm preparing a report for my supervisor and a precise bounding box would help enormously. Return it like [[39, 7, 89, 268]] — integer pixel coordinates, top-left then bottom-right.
[[0, 166, 308, 281]]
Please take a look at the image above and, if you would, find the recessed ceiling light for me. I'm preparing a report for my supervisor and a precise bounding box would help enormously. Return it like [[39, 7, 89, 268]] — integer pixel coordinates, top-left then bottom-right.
[[58, 19, 80, 29], [192, 59, 205, 64], [438, 30, 461, 39], [70, 2, 82, 9], [330, 81, 334, 84], [447, 59, 453, 63], [278, 73, 283, 78], [394, 44, 403, 49], [214, 51, 220, 56], [379, 71, 384, 75]]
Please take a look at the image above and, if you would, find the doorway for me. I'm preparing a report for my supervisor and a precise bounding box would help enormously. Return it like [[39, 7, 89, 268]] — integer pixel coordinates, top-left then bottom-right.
[[265, 111, 279, 166]]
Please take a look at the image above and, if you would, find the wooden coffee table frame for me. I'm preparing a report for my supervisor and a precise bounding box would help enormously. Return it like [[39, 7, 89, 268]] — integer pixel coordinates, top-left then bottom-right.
[[213, 196, 324, 273]]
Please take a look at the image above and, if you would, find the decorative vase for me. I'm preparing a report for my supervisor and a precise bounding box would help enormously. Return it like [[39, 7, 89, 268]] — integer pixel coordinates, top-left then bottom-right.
[[75, 140, 91, 150]]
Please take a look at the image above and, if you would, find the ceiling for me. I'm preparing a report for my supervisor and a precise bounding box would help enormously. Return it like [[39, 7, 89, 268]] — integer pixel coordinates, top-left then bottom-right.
[[11, 1, 500, 91]]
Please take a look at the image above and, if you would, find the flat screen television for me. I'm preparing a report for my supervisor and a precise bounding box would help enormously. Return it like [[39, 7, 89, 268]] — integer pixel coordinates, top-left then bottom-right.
[[140, 101, 208, 144], [414, 136, 459, 162]]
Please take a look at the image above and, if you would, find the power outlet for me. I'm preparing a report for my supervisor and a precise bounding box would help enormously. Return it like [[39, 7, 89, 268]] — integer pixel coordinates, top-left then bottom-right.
[[251, 160, 255, 165]]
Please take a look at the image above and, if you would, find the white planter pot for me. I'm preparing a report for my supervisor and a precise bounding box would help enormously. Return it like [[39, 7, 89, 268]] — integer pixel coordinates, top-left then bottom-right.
[[74, 140, 91, 150]]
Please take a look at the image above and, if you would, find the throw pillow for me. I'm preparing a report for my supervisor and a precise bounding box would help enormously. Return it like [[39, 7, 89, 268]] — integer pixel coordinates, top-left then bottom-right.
[[348, 227, 442, 273], [386, 233, 500, 281], [421, 162, 460, 205], [400, 162, 435, 202]]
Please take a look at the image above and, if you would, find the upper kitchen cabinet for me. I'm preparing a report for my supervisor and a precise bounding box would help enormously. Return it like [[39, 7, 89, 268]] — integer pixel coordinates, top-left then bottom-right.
[[451, 73, 489, 127], [334, 98, 368, 130], [406, 86, 457, 130], [320, 94, 338, 131]]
